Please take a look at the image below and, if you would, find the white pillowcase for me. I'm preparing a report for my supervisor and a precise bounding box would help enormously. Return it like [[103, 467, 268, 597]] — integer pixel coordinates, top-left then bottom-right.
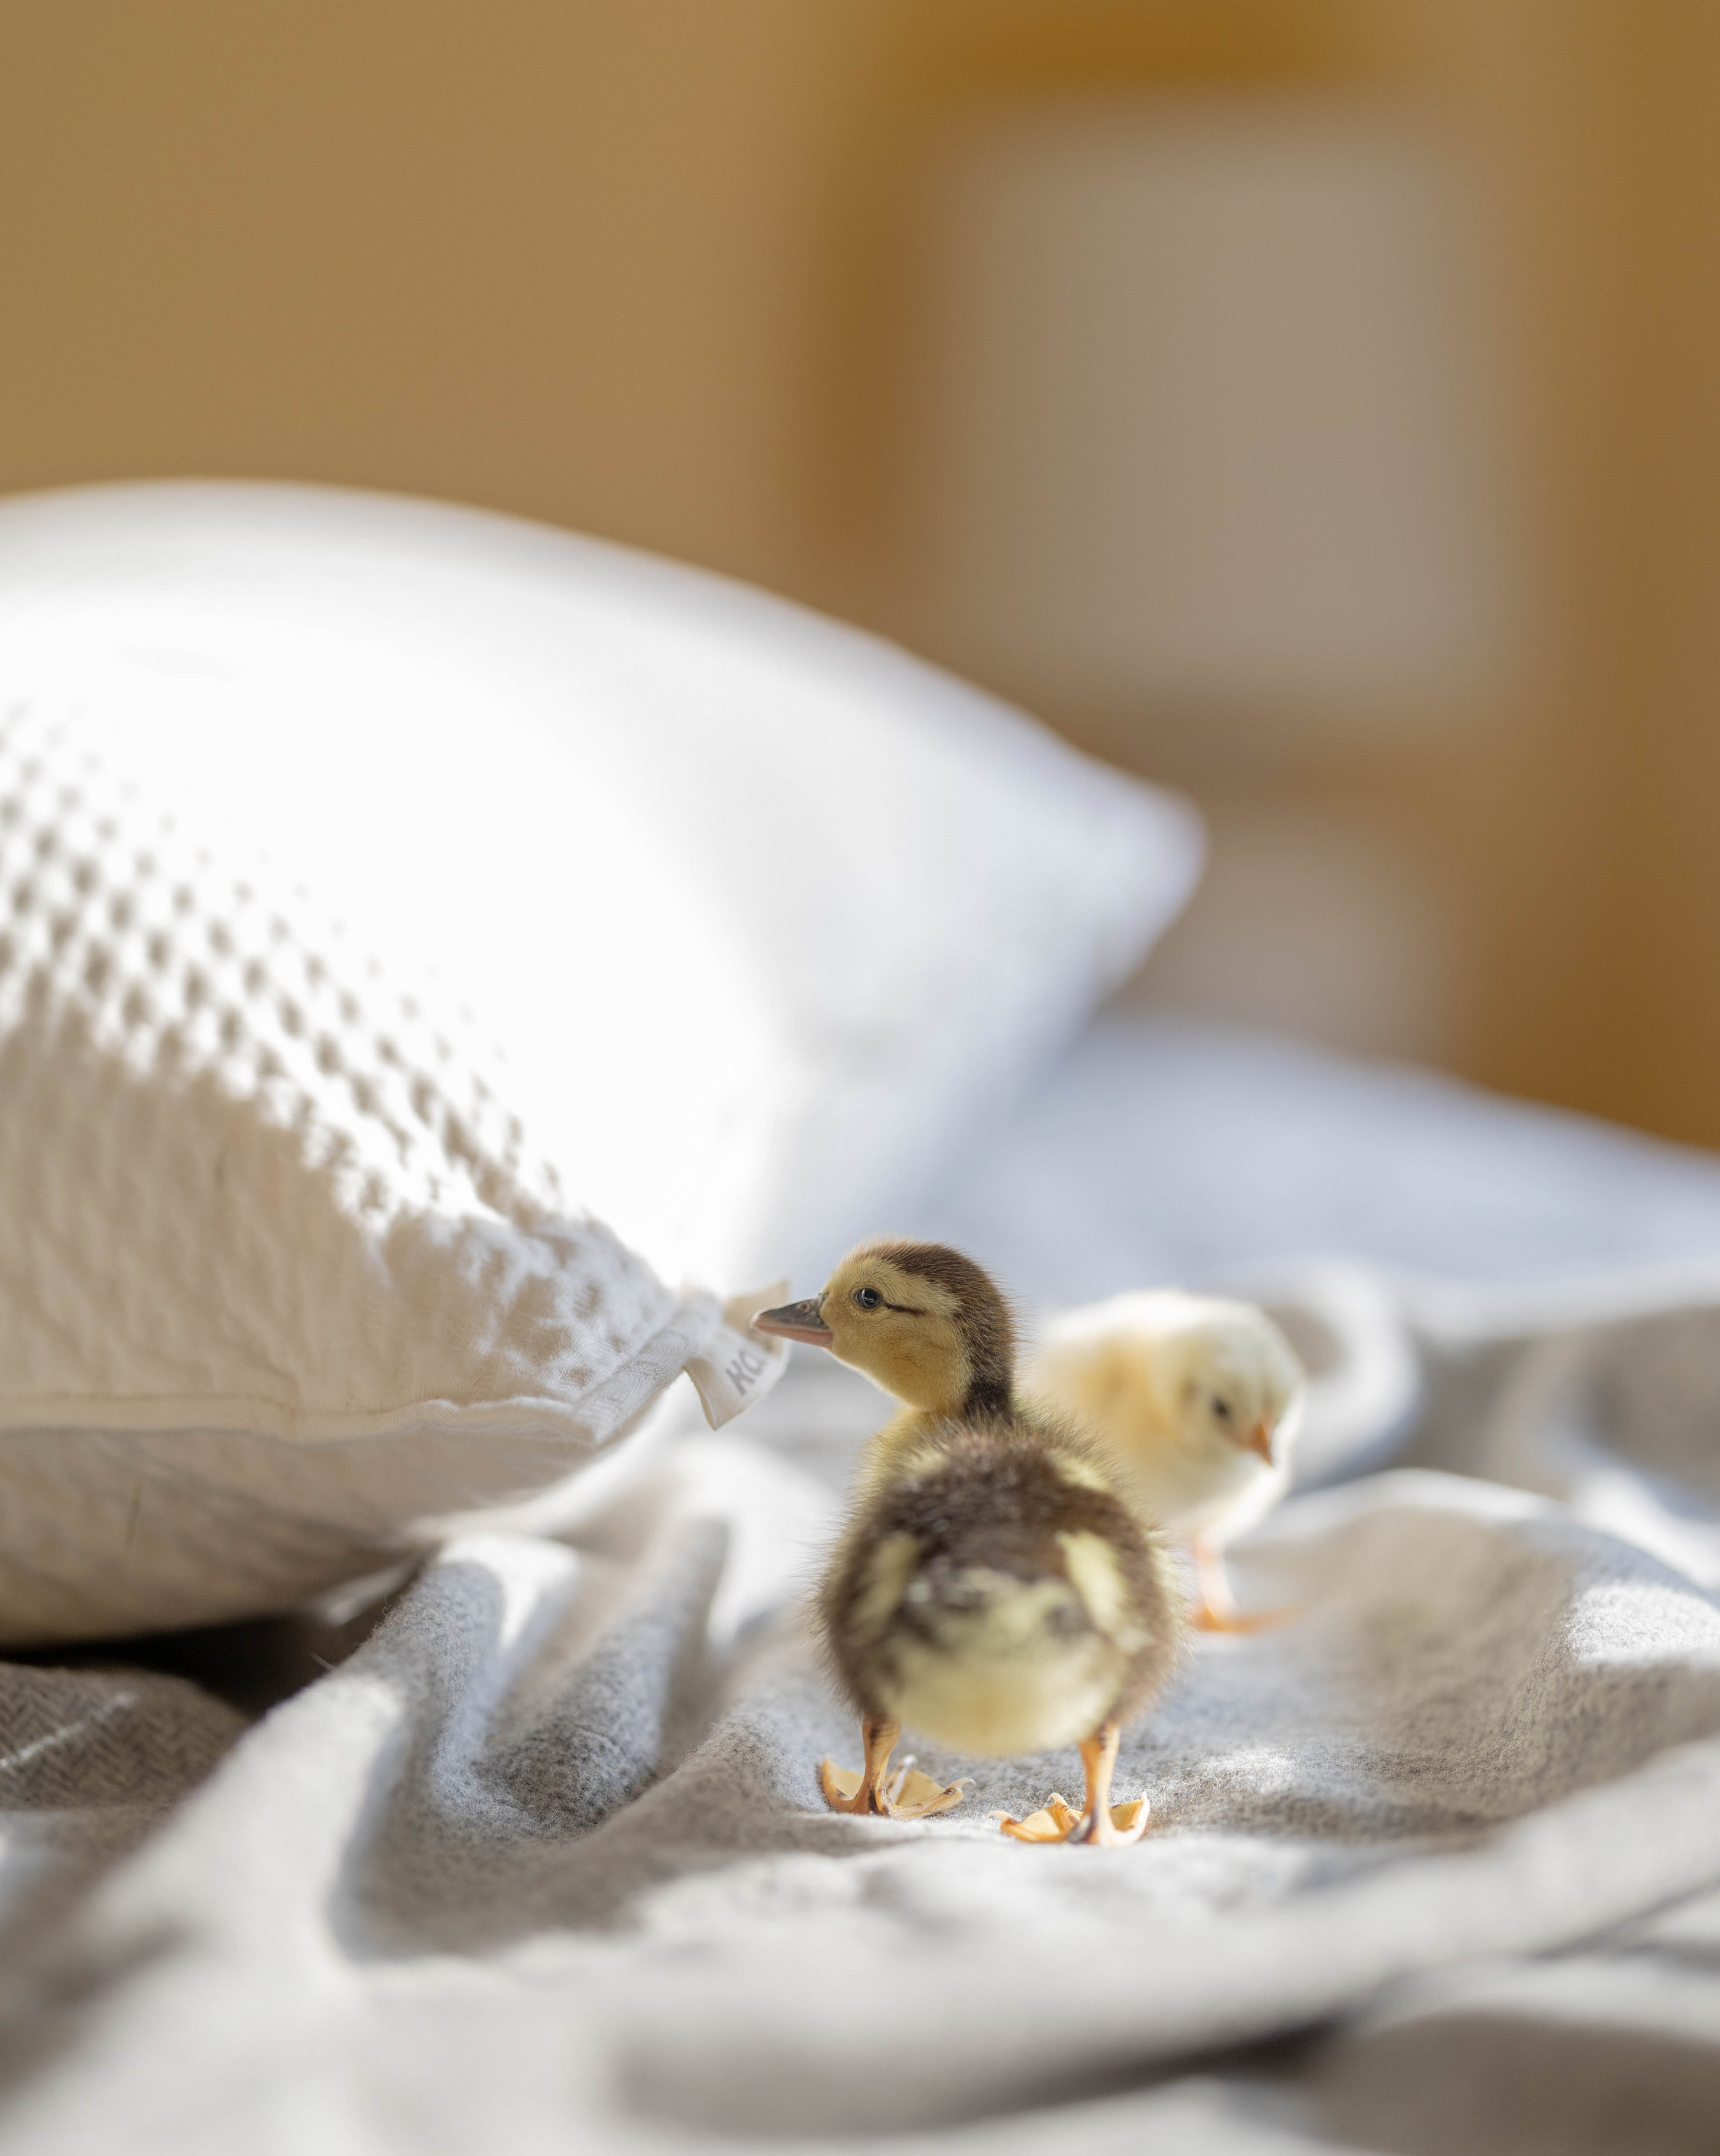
[[0, 482, 1202, 1644]]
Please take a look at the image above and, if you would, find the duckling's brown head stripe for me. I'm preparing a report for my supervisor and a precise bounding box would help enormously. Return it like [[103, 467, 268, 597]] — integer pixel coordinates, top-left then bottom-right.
[[857, 1240, 1015, 1417]]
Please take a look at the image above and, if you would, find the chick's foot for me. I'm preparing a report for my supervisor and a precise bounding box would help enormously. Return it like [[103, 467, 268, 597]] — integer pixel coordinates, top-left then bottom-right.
[[1188, 1538, 1297, 1634], [1190, 1599, 1298, 1634]]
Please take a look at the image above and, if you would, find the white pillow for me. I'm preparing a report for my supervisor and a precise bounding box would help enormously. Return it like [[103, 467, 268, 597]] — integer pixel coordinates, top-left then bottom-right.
[[0, 482, 1201, 1644]]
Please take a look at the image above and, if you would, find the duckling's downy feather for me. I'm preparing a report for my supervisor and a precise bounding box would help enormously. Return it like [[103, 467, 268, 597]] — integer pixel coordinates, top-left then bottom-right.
[[850, 1239, 1017, 1417], [758, 1239, 1188, 1774], [821, 1410, 1182, 1758]]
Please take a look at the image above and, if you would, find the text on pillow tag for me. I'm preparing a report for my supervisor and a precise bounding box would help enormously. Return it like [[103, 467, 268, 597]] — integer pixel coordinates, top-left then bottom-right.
[[684, 1281, 792, 1429]]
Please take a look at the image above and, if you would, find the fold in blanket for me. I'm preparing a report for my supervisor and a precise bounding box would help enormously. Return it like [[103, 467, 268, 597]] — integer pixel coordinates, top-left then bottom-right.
[[1, 1265, 1719, 2154]]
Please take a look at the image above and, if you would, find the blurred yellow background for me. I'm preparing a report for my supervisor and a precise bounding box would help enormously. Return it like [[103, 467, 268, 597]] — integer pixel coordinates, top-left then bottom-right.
[[4, 2, 1716, 1146]]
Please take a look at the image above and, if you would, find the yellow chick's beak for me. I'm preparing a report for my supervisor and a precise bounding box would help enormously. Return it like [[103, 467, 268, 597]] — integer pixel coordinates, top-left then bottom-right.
[[1244, 1421, 1275, 1465], [751, 1295, 834, 1347]]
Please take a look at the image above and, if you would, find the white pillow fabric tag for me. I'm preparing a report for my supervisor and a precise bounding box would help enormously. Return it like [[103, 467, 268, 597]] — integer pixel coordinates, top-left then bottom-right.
[[685, 1283, 793, 1428]]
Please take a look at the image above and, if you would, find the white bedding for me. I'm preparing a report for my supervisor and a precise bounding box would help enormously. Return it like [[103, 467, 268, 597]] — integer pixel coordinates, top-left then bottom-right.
[[746, 1006, 1720, 1496], [0, 481, 1199, 1644], [5, 1011, 1720, 2155], [924, 1004, 1720, 1301]]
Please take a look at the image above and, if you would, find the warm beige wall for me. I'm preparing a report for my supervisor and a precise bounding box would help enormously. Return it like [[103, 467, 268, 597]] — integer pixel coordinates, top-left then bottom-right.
[[0, 2, 870, 590], [3, 2, 1717, 1144], [1601, 5, 1720, 1141]]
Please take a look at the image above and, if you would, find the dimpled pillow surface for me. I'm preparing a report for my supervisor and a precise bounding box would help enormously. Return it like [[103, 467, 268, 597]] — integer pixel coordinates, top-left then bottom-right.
[[0, 482, 1203, 1645]]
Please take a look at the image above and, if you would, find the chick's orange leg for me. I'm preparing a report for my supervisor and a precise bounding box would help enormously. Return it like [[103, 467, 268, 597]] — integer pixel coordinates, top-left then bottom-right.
[[820, 1718, 969, 1819], [1188, 1536, 1295, 1635], [995, 1722, 1149, 1846]]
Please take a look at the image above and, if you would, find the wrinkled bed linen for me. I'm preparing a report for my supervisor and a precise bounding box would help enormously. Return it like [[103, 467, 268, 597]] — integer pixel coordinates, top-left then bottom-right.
[[917, 1007, 1720, 1303], [2, 1262, 1720, 2154]]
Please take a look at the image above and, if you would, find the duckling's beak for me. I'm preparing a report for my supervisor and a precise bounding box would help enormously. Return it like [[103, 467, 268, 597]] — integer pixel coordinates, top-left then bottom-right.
[[1244, 1421, 1275, 1465], [751, 1295, 834, 1347]]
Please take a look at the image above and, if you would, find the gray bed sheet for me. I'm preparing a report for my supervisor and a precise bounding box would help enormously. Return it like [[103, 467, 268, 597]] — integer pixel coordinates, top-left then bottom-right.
[[4, 1008, 1720, 2155], [923, 1006, 1720, 1303]]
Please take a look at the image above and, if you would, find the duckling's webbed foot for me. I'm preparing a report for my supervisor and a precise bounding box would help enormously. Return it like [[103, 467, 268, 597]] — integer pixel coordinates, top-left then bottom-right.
[[820, 1719, 970, 1819], [994, 1793, 1149, 1843], [994, 1723, 1149, 1846]]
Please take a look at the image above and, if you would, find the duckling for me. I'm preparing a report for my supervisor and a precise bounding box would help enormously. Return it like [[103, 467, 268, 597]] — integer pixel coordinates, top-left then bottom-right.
[[753, 1242, 1185, 1846], [1024, 1290, 1304, 1633]]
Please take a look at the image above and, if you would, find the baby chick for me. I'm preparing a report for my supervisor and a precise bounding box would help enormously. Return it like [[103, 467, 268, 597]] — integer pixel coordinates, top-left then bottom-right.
[[753, 1242, 1184, 1846], [1025, 1290, 1304, 1633]]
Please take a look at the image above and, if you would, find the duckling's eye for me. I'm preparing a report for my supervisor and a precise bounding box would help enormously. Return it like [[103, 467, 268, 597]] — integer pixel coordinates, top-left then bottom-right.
[[854, 1286, 883, 1310], [1210, 1396, 1233, 1423]]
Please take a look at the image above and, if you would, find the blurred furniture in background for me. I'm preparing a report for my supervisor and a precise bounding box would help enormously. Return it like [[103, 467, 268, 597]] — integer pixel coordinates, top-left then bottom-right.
[[3, 1, 1720, 1141], [900, 96, 1522, 1061], [907, 100, 1512, 753]]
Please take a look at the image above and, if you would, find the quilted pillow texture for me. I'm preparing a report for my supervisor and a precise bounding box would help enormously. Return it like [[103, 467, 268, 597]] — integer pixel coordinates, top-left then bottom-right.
[[0, 482, 1202, 1645], [0, 684, 761, 1645]]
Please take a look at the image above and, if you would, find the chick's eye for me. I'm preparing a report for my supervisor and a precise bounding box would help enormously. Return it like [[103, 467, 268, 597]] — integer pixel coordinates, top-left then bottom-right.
[[853, 1286, 883, 1310], [1210, 1396, 1233, 1422]]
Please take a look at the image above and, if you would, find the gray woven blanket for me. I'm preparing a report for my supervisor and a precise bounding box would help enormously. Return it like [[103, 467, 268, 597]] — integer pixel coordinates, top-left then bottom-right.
[[2, 1261, 1718, 2155]]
